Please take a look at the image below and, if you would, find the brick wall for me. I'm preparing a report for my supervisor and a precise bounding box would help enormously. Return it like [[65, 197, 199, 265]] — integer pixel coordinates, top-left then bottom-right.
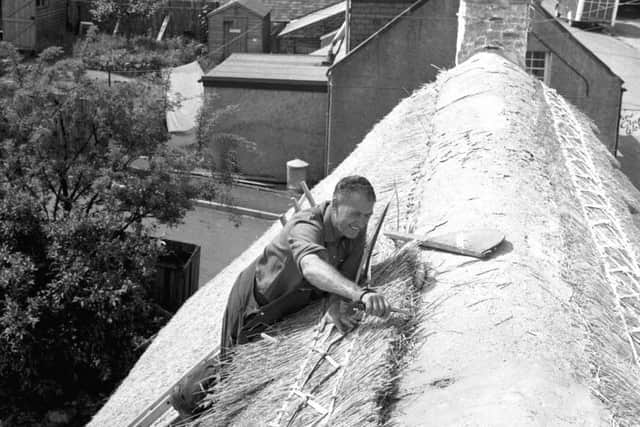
[[348, 0, 413, 49], [456, 0, 530, 67]]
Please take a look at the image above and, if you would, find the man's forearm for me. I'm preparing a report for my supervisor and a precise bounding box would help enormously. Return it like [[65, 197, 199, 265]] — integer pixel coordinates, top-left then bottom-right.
[[300, 254, 363, 302]]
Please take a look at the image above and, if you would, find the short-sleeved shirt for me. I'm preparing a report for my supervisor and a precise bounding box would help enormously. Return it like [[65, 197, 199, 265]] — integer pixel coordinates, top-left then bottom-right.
[[253, 200, 366, 305]]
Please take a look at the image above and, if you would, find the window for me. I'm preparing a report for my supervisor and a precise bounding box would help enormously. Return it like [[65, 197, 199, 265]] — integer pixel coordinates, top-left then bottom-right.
[[525, 51, 550, 83], [36, 0, 48, 7]]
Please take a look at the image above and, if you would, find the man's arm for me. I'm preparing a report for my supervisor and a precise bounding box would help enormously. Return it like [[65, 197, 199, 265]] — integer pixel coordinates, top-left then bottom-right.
[[300, 253, 390, 317]]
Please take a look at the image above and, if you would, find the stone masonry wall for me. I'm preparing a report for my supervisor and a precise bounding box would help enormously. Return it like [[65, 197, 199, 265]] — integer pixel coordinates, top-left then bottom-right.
[[457, 0, 530, 67]]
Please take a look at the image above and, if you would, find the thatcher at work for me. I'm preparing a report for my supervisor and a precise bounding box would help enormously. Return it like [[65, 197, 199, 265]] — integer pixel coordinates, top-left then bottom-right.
[[171, 175, 391, 417]]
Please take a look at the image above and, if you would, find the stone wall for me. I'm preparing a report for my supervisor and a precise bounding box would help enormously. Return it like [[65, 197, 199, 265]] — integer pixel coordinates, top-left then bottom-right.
[[202, 86, 328, 183]]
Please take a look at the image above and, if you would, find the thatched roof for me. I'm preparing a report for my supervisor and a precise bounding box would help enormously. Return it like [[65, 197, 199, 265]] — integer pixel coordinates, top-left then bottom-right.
[[91, 52, 640, 426]]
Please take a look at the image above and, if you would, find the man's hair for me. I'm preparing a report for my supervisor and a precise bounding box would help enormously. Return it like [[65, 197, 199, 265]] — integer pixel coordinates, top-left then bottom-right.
[[332, 175, 376, 204]]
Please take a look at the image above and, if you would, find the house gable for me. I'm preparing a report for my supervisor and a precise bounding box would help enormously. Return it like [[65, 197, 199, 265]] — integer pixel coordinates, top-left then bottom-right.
[[326, 0, 459, 173], [219, 0, 344, 22], [529, 1, 623, 151]]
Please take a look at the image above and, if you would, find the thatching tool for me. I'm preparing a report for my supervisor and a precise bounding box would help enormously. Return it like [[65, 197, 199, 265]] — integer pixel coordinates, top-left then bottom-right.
[[290, 197, 301, 212], [355, 200, 391, 284], [260, 332, 279, 345], [280, 181, 314, 226], [384, 228, 505, 259], [352, 201, 408, 316], [300, 181, 316, 207]]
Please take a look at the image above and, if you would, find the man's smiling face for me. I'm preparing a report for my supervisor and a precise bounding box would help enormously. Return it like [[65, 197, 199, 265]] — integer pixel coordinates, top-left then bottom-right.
[[331, 191, 374, 239]]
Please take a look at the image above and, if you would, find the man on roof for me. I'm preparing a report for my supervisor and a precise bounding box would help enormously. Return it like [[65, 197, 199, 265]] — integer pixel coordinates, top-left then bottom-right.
[[171, 175, 391, 417]]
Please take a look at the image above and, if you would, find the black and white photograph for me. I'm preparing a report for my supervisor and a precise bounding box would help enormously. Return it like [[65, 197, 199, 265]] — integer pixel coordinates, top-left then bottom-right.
[[1, 0, 640, 426]]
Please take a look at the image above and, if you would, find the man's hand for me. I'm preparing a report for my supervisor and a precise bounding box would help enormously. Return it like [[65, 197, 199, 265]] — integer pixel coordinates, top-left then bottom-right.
[[360, 291, 391, 318], [325, 299, 362, 334]]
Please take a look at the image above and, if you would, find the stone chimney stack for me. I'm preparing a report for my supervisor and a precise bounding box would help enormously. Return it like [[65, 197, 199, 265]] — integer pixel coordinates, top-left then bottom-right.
[[456, 0, 531, 67]]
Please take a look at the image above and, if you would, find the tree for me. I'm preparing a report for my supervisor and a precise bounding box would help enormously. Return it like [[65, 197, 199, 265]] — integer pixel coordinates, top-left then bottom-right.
[[89, 0, 165, 23], [0, 44, 204, 424], [0, 44, 197, 226]]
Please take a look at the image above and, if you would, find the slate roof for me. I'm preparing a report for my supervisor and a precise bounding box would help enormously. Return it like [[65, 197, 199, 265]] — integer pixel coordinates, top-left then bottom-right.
[[220, 0, 343, 22]]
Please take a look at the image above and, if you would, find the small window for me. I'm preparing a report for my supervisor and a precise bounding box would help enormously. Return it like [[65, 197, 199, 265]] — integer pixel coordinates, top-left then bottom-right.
[[525, 51, 549, 83], [36, 0, 48, 7]]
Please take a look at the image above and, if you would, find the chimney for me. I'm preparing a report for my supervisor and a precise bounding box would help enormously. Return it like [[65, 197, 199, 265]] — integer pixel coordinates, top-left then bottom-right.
[[456, 0, 531, 67]]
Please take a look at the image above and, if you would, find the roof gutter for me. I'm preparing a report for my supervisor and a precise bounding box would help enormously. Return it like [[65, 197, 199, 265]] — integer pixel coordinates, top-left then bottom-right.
[[199, 76, 328, 92]]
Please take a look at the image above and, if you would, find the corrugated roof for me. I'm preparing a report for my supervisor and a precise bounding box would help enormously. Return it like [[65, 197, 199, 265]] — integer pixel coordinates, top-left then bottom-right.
[[278, 1, 346, 36], [201, 53, 328, 85], [209, 0, 272, 17], [219, 0, 343, 22]]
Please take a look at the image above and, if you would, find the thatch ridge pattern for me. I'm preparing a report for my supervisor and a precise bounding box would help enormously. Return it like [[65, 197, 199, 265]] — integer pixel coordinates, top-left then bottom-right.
[[543, 86, 640, 365], [389, 52, 640, 425]]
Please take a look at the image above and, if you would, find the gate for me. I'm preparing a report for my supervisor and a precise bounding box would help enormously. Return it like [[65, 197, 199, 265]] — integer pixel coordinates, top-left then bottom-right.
[[2, 0, 36, 49]]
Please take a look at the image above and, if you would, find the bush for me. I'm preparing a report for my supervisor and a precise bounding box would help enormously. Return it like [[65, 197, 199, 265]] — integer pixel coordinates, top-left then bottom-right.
[[74, 31, 206, 74], [0, 191, 170, 424]]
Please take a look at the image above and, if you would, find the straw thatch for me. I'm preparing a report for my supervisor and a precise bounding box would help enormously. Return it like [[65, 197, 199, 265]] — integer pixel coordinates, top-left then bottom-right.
[[179, 244, 428, 427], [92, 51, 640, 426], [89, 51, 440, 426], [386, 52, 640, 426]]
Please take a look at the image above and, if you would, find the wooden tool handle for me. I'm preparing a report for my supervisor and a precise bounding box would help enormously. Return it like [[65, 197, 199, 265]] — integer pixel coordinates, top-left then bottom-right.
[[300, 181, 316, 207]]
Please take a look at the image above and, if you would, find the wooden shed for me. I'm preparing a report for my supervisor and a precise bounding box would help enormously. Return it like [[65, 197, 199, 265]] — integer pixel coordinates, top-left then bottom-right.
[[1, 0, 67, 51], [207, 0, 271, 61]]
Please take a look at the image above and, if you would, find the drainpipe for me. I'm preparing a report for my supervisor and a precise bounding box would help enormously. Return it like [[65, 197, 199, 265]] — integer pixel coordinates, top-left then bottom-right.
[[575, 0, 585, 22], [325, 73, 333, 177], [612, 0, 620, 26], [614, 86, 625, 156], [345, 0, 351, 52]]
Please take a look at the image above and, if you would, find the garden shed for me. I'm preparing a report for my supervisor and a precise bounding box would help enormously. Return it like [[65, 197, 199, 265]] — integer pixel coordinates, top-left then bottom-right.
[[207, 0, 271, 61]]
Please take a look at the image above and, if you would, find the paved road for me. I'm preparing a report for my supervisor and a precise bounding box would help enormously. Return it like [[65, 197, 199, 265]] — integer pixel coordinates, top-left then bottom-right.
[[152, 206, 273, 287]]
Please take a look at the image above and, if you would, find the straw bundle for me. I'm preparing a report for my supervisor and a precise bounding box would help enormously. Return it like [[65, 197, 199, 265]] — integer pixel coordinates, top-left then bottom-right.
[[179, 243, 431, 427]]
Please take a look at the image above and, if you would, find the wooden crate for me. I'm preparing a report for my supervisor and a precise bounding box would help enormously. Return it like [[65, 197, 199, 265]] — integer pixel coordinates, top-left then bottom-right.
[[154, 239, 201, 313]]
